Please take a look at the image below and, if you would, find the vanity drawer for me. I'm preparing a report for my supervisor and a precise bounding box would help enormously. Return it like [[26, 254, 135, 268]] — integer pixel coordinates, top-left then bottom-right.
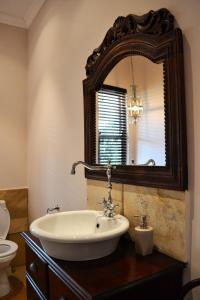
[[26, 243, 48, 297], [26, 278, 41, 300], [26, 272, 47, 300], [49, 266, 79, 300]]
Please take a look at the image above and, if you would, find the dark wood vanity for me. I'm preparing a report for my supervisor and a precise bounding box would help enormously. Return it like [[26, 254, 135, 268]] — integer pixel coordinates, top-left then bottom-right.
[[22, 232, 185, 300]]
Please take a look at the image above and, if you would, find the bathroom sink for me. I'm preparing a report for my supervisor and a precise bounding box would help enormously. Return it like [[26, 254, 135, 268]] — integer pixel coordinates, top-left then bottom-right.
[[30, 210, 129, 261]]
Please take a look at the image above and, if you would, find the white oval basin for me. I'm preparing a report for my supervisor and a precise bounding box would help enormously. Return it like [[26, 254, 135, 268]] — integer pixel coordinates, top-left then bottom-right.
[[30, 210, 129, 261]]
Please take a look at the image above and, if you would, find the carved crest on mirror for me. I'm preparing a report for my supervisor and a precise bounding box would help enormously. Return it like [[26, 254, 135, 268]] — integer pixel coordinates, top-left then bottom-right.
[[83, 8, 187, 190], [86, 8, 174, 77]]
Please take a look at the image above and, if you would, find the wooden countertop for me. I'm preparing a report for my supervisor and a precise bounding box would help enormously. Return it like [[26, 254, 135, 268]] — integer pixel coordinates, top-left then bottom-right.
[[22, 232, 185, 299]]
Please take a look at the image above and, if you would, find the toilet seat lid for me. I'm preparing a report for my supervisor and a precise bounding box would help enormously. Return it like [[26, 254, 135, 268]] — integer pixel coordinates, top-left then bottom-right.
[[0, 200, 10, 239], [0, 240, 18, 258]]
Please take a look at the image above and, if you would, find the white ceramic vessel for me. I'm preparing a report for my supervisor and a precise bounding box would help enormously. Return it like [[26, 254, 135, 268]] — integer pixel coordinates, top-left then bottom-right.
[[30, 210, 129, 261], [0, 200, 18, 297]]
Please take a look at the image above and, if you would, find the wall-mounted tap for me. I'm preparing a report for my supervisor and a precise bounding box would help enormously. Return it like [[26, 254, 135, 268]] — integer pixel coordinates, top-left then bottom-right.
[[47, 205, 60, 214], [70, 161, 118, 217]]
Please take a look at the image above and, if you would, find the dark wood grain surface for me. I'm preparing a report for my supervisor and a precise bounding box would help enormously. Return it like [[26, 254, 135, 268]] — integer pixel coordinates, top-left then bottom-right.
[[83, 8, 187, 191], [22, 232, 185, 299]]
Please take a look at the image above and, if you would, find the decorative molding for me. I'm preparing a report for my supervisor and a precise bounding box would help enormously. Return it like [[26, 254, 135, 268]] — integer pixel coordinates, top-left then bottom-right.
[[86, 8, 174, 77], [0, 12, 25, 28], [0, 0, 45, 29], [24, 0, 45, 28]]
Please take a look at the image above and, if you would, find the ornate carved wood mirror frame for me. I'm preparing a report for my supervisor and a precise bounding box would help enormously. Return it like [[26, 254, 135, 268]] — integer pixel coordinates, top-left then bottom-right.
[[83, 8, 187, 190]]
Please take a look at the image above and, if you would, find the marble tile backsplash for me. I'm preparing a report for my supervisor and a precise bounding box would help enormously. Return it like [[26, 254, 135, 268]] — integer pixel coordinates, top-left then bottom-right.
[[87, 180, 187, 262]]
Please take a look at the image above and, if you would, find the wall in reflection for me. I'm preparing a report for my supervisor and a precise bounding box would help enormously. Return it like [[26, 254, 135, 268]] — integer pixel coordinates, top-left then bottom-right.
[[100, 55, 166, 166]]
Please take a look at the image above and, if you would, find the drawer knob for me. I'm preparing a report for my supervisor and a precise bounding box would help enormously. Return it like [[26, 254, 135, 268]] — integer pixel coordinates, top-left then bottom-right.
[[29, 261, 37, 273], [59, 297, 67, 300]]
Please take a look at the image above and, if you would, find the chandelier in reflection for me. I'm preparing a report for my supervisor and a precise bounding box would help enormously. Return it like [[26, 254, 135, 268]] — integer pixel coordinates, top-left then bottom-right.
[[127, 57, 143, 124]]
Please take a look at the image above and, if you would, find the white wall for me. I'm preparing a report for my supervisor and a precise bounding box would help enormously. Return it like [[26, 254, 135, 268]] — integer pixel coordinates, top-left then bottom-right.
[[28, 0, 200, 294], [135, 58, 165, 166], [0, 24, 27, 189]]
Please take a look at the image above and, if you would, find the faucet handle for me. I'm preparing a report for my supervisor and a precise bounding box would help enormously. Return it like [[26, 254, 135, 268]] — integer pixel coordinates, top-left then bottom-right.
[[99, 198, 120, 216], [98, 197, 107, 208], [111, 203, 120, 214], [113, 203, 119, 211], [104, 202, 120, 218]]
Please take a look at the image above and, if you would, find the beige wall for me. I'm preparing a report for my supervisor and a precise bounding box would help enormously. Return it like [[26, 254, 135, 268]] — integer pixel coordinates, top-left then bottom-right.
[[28, 0, 89, 220], [28, 0, 199, 295], [0, 24, 27, 189]]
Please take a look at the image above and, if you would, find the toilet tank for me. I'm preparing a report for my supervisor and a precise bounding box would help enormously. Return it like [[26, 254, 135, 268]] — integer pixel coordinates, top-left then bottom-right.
[[0, 200, 10, 239]]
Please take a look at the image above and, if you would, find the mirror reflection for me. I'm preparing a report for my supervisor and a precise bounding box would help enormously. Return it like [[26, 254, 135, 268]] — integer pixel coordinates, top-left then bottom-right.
[[95, 56, 166, 166]]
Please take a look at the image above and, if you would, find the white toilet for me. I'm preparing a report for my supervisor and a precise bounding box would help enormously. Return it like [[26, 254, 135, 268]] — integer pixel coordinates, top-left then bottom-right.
[[0, 200, 18, 297]]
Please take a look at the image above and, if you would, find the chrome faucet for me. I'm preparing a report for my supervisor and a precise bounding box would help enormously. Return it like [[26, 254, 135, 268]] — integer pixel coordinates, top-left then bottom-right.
[[71, 161, 109, 174], [47, 205, 60, 214], [140, 159, 156, 166], [70, 161, 118, 217]]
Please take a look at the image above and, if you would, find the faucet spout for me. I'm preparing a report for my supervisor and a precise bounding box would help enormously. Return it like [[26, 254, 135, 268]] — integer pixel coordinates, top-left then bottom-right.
[[70, 161, 108, 175], [70, 160, 117, 218]]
